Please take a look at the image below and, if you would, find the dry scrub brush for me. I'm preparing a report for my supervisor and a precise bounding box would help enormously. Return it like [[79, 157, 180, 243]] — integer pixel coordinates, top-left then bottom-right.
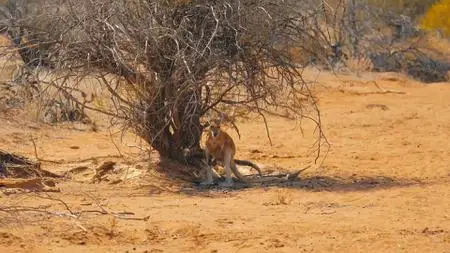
[[0, 0, 334, 171], [2, 0, 448, 172], [294, 0, 450, 82]]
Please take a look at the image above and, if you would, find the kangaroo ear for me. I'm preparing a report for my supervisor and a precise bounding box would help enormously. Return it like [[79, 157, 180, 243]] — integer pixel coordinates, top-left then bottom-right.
[[218, 112, 226, 124]]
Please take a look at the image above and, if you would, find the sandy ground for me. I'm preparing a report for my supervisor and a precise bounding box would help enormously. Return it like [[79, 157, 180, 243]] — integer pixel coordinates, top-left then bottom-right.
[[0, 69, 449, 253]]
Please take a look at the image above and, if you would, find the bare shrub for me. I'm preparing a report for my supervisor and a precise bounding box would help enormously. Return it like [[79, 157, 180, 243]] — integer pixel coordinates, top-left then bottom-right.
[[370, 49, 450, 83], [0, 149, 60, 178], [0, 1, 93, 124], [39, 88, 93, 124], [1, 0, 447, 174], [368, 0, 439, 21], [294, 0, 450, 82], [0, 0, 330, 172], [0, 74, 93, 124]]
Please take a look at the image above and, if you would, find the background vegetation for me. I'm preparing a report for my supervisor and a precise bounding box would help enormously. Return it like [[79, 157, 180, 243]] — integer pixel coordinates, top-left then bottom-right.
[[420, 0, 450, 36], [0, 0, 448, 176]]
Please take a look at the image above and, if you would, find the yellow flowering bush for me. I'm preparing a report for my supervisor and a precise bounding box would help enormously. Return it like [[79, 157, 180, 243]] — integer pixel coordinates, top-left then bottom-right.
[[421, 0, 450, 36]]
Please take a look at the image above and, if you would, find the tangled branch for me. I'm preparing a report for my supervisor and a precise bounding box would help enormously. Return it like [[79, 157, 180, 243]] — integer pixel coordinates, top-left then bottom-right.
[[2, 0, 333, 166]]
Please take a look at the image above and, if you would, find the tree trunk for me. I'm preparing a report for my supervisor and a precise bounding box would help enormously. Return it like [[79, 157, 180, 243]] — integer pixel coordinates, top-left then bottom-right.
[[139, 87, 204, 165]]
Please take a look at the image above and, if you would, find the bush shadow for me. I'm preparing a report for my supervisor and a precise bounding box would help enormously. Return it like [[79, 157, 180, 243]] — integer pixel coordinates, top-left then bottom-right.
[[179, 174, 422, 197], [134, 160, 422, 197]]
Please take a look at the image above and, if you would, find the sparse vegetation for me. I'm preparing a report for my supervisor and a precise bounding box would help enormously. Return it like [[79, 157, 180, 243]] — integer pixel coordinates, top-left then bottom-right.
[[0, 1, 449, 252], [1, 0, 329, 170], [0, 0, 448, 174], [368, 0, 439, 20], [313, 0, 450, 82]]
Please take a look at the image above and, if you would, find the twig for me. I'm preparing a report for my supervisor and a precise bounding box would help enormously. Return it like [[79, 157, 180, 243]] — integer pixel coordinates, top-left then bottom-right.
[[371, 81, 407, 94], [29, 134, 68, 164], [35, 155, 124, 165], [126, 144, 150, 152], [257, 109, 273, 146], [24, 193, 151, 221], [35, 193, 75, 215], [74, 222, 88, 232], [29, 134, 40, 161], [109, 128, 124, 158], [337, 79, 407, 95]]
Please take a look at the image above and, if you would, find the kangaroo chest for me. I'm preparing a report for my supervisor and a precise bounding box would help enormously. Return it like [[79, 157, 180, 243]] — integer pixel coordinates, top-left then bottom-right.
[[206, 133, 236, 161]]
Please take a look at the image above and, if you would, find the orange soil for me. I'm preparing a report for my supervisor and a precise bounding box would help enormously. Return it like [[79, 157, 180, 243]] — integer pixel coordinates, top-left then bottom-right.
[[0, 70, 449, 253]]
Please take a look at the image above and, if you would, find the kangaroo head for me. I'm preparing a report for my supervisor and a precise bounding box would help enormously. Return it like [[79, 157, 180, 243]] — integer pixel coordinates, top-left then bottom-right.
[[208, 114, 225, 138], [209, 119, 222, 138]]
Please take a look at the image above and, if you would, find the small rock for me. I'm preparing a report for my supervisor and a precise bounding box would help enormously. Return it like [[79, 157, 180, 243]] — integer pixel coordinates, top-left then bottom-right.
[[250, 149, 263, 154], [366, 104, 389, 111]]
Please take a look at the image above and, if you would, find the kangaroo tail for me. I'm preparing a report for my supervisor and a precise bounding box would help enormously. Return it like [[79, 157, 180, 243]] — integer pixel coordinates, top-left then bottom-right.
[[234, 159, 262, 177]]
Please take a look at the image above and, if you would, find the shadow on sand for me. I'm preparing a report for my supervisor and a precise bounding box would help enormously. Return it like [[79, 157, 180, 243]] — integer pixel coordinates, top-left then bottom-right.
[[134, 160, 423, 197], [179, 174, 421, 196]]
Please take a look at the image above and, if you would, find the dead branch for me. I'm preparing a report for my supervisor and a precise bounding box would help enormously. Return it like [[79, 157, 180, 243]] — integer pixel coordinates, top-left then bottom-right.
[[108, 128, 124, 158], [34, 193, 151, 221], [0, 149, 61, 178], [337, 80, 407, 95], [2, 0, 331, 173], [29, 134, 77, 165], [29, 134, 40, 161], [0, 193, 150, 223], [0, 178, 58, 192], [92, 161, 116, 183]]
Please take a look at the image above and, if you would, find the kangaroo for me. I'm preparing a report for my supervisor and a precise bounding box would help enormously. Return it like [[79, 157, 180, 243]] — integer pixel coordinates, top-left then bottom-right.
[[203, 115, 262, 187]]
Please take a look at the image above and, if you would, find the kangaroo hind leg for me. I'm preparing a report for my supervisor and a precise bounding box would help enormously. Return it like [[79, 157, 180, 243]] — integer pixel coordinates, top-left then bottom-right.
[[201, 149, 214, 186], [219, 149, 234, 187]]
